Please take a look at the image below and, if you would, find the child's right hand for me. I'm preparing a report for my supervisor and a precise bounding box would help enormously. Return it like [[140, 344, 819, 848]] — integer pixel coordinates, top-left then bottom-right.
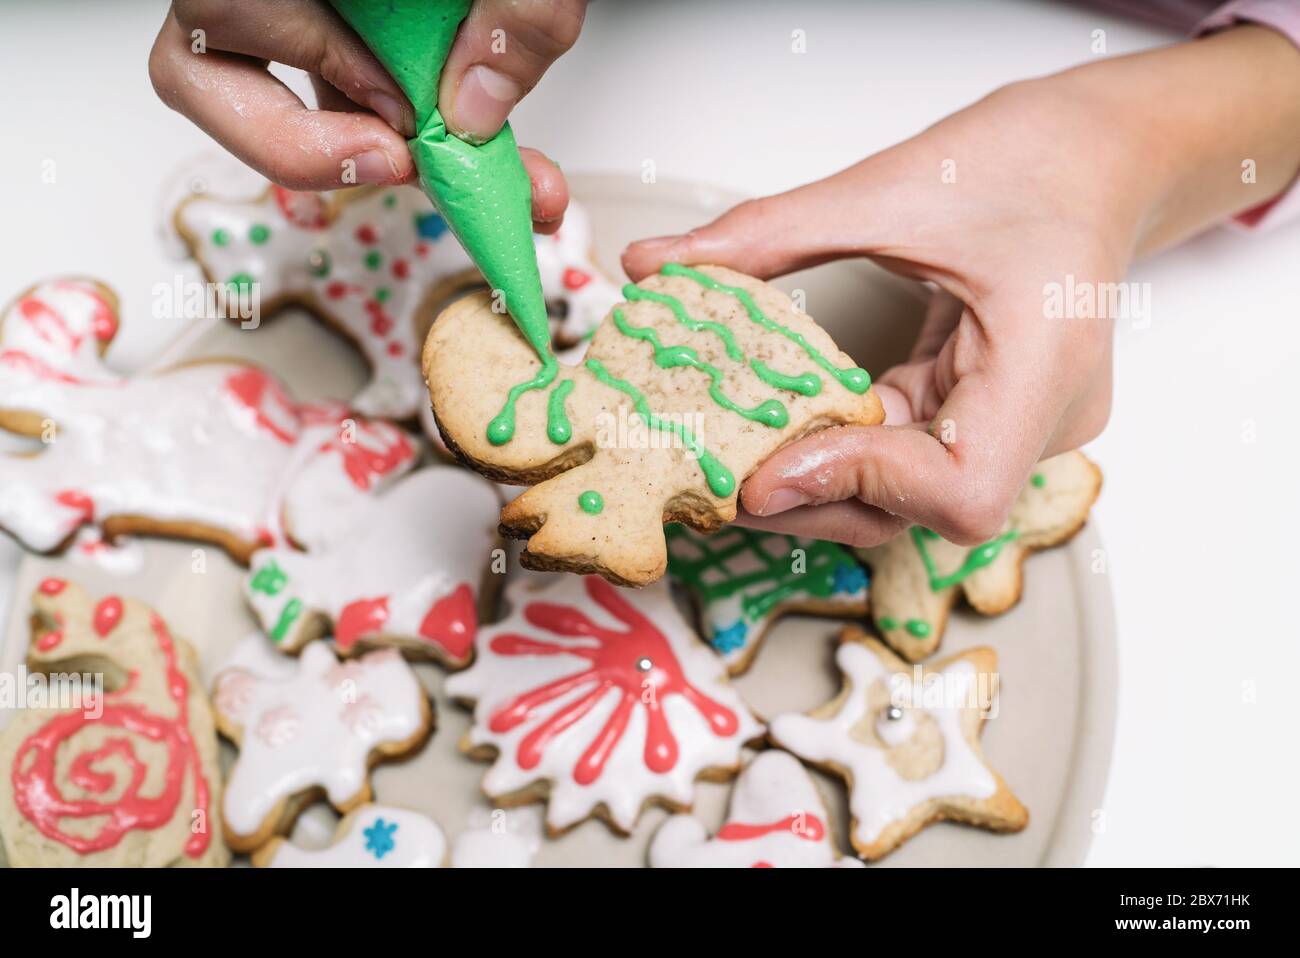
[[149, 0, 585, 231]]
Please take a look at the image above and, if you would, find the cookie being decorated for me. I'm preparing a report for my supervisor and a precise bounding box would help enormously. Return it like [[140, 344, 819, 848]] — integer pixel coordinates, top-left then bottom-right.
[[424, 264, 885, 586], [859, 451, 1102, 660], [212, 641, 431, 852], [769, 629, 1027, 861], [245, 467, 501, 668], [649, 749, 864, 868], [444, 573, 763, 834], [666, 524, 869, 674], [177, 184, 619, 422], [252, 804, 447, 868], [0, 278, 415, 562], [0, 580, 227, 867]]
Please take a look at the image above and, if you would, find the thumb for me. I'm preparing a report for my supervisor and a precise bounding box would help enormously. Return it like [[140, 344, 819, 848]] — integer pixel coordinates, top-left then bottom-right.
[[439, 0, 586, 143]]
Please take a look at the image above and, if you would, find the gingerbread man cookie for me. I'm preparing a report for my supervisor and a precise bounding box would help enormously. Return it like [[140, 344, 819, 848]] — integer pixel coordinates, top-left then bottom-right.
[[859, 451, 1102, 660], [649, 749, 864, 868], [0, 579, 228, 867], [769, 629, 1027, 861], [666, 524, 869, 674], [244, 466, 501, 667], [424, 264, 885, 586], [212, 641, 431, 852], [176, 183, 620, 422], [253, 804, 447, 868], [0, 278, 416, 562], [444, 573, 763, 834]]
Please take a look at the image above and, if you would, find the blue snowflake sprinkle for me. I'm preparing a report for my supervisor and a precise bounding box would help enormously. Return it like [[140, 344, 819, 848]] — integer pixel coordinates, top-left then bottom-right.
[[711, 621, 748, 655], [415, 211, 448, 241], [831, 562, 868, 595], [363, 818, 398, 860]]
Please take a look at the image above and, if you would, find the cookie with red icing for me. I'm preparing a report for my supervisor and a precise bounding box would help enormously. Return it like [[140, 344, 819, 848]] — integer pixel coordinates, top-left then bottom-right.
[[0, 277, 416, 563], [649, 749, 864, 868], [243, 466, 501, 668], [176, 183, 620, 426], [0, 579, 228, 867], [444, 573, 763, 835]]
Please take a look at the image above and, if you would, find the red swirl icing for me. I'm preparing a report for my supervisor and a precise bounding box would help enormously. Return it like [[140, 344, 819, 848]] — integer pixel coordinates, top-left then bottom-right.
[[11, 611, 212, 858], [717, 813, 826, 843]]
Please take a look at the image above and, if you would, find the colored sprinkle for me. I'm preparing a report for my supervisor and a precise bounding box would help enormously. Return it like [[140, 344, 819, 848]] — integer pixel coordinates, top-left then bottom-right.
[[612, 307, 788, 428], [211, 228, 230, 247], [270, 598, 302, 643], [249, 223, 270, 245], [578, 490, 604, 514], [911, 526, 1019, 592], [1031, 473, 1046, 488], [227, 272, 254, 293], [383, 193, 398, 208], [364, 250, 383, 270], [307, 249, 331, 277], [546, 378, 575, 444], [662, 264, 872, 394], [585, 358, 735, 497], [375, 287, 391, 304]]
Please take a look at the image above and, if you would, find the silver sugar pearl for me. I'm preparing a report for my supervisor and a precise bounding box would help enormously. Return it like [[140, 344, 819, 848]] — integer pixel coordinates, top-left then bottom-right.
[[635, 657, 653, 672], [884, 705, 905, 722]]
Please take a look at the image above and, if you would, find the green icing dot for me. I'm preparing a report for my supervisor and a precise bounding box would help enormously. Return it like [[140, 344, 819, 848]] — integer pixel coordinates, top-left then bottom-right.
[[308, 249, 331, 277], [1031, 473, 1046, 488], [249, 223, 271, 245], [211, 228, 230, 247], [383, 192, 398, 208], [878, 615, 931, 638], [578, 491, 604, 514], [375, 287, 391, 304], [364, 250, 383, 270], [227, 272, 254, 292]]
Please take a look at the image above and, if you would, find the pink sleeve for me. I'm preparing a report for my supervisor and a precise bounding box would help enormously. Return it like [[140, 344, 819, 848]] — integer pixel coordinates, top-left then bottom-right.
[[1197, 0, 1300, 230]]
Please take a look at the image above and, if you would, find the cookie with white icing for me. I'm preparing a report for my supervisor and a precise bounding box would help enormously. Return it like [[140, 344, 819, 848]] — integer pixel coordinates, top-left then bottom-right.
[[244, 467, 501, 668], [769, 629, 1027, 861], [0, 277, 416, 563], [858, 451, 1102, 661], [450, 804, 542, 868], [253, 804, 447, 868], [666, 524, 869, 674], [0, 579, 228, 867], [176, 184, 620, 423], [444, 573, 763, 835], [424, 264, 885, 587], [649, 750, 864, 868], [212, 641, 432, 852]]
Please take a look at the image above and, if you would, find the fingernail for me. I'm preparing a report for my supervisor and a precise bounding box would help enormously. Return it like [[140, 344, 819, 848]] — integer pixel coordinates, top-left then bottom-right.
[[757, 488, 811, 516], [366, 92, 409, 135], [451, 65, 522, 143], [349, 149, 399, 185], [627, 235, 682, 256]]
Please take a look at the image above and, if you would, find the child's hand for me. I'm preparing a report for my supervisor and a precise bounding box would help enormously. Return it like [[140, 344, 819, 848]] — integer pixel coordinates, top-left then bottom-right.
[[624, 26, 1300, 548], [149, 0, 585, 230]]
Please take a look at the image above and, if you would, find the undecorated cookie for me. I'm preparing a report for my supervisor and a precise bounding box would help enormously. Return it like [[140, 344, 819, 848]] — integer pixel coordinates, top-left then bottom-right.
[[859, 451, 1102, 660], [244, 466, 502, 668], [769, 628, 1027, 861], [253, 804, 447, 867], [444, 573, 763, 835], [649, 749, 864, 868], [212, 641, 431, 852], [666, 524, 869, 674], [176, 183, 619, 423], [0, 579, 228, 867], [424, 263, 885, 586], [0, 277, 416, 563]]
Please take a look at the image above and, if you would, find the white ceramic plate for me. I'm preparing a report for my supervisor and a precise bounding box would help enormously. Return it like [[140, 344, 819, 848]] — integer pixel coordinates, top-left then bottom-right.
[[0, 174, 1116, 867]]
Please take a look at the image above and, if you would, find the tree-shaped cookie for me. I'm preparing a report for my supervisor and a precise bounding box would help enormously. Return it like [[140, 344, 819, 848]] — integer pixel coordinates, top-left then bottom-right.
[[0, 579, 228, 867], [425, 264, 885, 586], [666, 524, 869, 674], [649, 749, 865, 868], [0, 277, 415, 562], [212, 641, 432, 852], [444, 573, 763, 835], [253, 804, 447, 868], [859, 450, 1102, 660], [244, 466, 501, 668], [177, 183, 619, 421], [769, 629, 1027, 861]]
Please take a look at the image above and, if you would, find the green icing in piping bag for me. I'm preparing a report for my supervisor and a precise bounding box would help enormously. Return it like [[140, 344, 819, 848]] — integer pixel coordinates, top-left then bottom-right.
[[327, 0, 558, 444]]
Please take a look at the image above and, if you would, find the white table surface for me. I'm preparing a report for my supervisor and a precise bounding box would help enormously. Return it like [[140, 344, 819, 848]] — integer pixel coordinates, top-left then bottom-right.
[[1, 0, 1296, 867]]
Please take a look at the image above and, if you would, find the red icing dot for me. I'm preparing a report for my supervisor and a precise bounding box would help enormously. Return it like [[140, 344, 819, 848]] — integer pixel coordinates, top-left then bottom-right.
[[39, 578, 67, 596], [325, 281, 348, 301], [55, 490, 94, 522], [387, 342, 404, 357], [391, 259, 410, 280], [93, 597, 124, 638], [36, 631, 63, 652], [365, 301, 393, 336], [415, 242, 431, 258], [356, 224, 378, 245], [562, 268, 592, 291]]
